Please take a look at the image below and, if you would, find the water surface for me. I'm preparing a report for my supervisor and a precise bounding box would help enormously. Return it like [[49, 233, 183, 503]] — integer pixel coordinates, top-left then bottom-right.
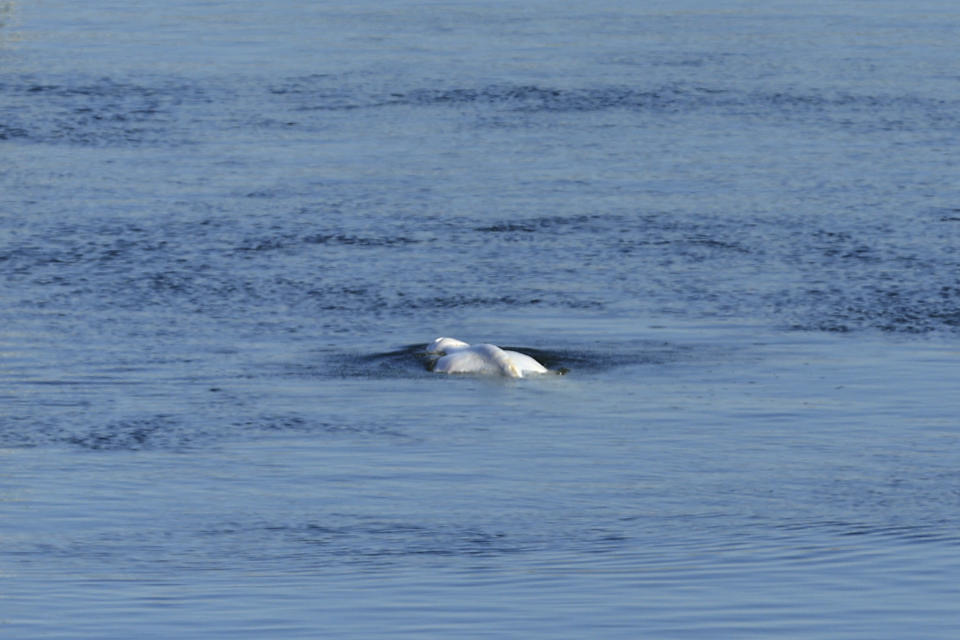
[[2, 1, 960, 638]]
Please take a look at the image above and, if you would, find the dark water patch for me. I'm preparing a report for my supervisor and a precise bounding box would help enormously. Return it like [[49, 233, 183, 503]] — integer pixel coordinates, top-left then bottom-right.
[[787, 297, 960, 335], [1, 73, 216, 146], [2, 218, 216, 279], [8, 70, 956, 151], [237, 232, 420, 253], [0, 123, 29, 140], [750, 89, 959, 130], [396, 83, 713, 115], [232, 414, 409, 440], [934, 207, 960, 222], [475, 213, 611, 235], [50, 519, 541, 571], [477, 210, 757, 254], [810, 229, 884, 264], [265, 73, 388, 111], [365, 344, 436, 374], [264, 78, 960, 134], [686, 235, 752, 254], [776, 219, 960, 333], [16, 513, 630, 573], [270, 76, 696, 115], [269, 78, 671, 113], [2, 412, 412, 451], [5, 68, 960, 335], [6, 205, 958, 334], [266, 73, 335, 94], [335, 291, 608, 315], [61, 415, 188, 451], [0, 414, 198, 452], [523, 341, 702, 373], [424, 294, 551, 309], [474, 222, 537, 233], [288, 520, 532, 560], [304, 231, 397, 254], [196, 517, 628, 567], [781, 520, 960, 546], [325, 344, 436, 378]]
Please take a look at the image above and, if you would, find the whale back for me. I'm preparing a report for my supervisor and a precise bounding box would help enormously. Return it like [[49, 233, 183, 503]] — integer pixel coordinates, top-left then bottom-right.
[[503, 350, 548, 374], [433, 343, 523, 378], [473, 343, 523, 378]]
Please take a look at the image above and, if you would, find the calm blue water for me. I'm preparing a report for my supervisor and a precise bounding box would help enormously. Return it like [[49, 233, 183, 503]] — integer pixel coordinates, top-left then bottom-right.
[[3, 1, 960, 637]]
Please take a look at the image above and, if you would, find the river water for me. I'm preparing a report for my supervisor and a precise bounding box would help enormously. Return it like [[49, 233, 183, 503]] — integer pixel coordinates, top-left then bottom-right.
[[2, 1, 960, 638]]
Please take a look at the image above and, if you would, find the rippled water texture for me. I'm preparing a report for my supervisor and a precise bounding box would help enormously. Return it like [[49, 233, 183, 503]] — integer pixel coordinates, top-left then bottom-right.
[[2, 1, 960, 638]]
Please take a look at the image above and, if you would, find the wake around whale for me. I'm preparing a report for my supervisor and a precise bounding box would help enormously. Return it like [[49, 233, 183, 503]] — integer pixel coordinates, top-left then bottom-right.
[[425, 337, 551, 378]]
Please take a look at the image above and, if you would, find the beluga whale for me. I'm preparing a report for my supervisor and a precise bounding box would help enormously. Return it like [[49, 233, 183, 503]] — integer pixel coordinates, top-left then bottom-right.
[[425, 337, 552, 378]]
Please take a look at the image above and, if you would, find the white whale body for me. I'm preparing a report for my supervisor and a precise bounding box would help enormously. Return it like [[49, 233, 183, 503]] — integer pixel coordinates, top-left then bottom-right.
[[426, 337, 549, 378]]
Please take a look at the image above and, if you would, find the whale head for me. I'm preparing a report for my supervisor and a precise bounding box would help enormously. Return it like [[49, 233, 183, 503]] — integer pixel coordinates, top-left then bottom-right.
[[426, 337, 470, 354]]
